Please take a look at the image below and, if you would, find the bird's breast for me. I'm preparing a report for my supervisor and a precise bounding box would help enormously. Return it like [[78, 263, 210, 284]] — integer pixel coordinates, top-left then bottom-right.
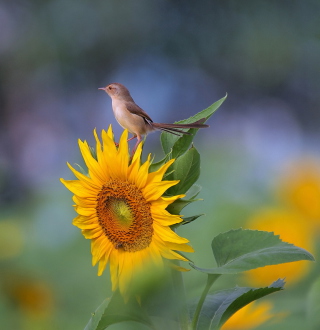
[[112, 100, 149, 136]]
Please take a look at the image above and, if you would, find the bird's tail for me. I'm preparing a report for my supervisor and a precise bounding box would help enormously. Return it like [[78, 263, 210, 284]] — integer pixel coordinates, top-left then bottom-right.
[[151, 118, 209, 136]]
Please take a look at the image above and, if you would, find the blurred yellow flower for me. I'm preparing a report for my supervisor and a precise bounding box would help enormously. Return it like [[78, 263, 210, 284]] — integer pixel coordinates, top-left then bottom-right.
[[244, 208, 314, 286], [3, 274, 54, 319], [61, 127, 193, 298], [276, 158, 320, 224], [221, 301, 277, 330]]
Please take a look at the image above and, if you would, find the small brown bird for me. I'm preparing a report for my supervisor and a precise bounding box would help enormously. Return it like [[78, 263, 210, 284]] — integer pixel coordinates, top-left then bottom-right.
[[99, 83, 208, 153]]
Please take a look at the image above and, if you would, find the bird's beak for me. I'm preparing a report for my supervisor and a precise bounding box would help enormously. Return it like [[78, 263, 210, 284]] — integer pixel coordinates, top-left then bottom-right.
[[98, 87, 106, 91]]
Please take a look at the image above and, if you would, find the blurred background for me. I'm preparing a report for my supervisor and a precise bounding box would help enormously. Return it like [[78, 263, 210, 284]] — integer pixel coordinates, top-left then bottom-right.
[[1, 1, 320, 329]]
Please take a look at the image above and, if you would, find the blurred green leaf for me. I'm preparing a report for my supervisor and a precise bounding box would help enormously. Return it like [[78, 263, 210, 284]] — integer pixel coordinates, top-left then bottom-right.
[[84, 299, 110, 330], [191, 229, 315, 274], [85, 291, 155, 330], [307, 276, 320, 329], [192, 279, 285, 330], [166, 145, 200, 196], [161, 95, 227, 157]]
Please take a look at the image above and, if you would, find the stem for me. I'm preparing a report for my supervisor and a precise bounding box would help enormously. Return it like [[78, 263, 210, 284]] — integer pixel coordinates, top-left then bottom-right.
[[191, 274, 221, 330], [171, 261, 190, 330]]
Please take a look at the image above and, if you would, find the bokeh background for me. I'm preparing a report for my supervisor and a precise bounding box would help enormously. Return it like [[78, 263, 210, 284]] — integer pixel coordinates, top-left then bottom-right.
[[1, 1, 320, 329]]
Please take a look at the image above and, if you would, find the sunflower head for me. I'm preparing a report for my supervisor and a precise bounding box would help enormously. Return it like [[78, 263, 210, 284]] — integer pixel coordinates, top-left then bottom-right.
[[61, 126, 193, 298]]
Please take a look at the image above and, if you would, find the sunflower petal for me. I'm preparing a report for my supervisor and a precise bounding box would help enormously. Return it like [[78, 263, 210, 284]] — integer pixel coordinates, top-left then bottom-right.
[[143, 180, 180, 201], [147, 158, 175, 184]]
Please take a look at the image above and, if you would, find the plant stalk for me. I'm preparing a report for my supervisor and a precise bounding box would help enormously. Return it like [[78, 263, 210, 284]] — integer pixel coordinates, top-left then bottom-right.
[[191, 274, 220, 330], [171, 261, 190, 330]]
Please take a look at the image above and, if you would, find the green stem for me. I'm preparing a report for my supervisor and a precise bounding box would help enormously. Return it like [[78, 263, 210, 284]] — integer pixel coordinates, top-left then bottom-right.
[[191, 274, 221, 330], [171, 261, 190, 330]]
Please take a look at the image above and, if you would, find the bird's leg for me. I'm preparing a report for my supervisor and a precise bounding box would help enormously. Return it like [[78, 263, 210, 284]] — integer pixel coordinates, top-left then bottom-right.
[[131, 135, 142, 156], [115, 134, 136, 148], [127, 134, 137, 142]]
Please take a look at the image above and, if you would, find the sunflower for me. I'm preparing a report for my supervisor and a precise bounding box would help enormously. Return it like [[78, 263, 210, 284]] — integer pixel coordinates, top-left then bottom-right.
[[61, 126, 193, 297]]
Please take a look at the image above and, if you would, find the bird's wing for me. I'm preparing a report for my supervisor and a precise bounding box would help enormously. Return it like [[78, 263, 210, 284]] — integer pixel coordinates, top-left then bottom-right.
[[125, 102, 153, 124]]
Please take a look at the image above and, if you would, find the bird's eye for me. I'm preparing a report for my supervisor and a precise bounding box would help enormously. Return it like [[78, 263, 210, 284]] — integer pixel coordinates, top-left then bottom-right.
[[108, 86, 112, 90]]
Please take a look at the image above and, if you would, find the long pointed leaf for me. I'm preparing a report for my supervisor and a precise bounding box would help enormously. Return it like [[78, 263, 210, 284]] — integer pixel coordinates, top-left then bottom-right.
[[161, 95, 227, 157], [191, 229, 315, 274]]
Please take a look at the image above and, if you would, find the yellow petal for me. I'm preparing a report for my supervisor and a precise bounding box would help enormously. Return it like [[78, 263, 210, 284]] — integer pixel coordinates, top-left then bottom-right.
[[165, 241, 194, 253], [134, 154, 151, 189], [153, 223, 190, 244], [147, 158, 175, 184], [110, 249, 119, 291], [143, 180, 180, 201]]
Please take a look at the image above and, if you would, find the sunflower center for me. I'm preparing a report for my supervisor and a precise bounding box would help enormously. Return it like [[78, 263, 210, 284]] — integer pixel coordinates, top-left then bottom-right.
[[96, 180, 153, 252]]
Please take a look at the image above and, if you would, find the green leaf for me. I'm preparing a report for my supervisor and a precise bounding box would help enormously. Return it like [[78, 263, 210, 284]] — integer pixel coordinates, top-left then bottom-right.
[[166, 145, 200, 196], [86, 290, 155, 330], [307, 276, 320, 329], [191, 228, 315, 274], [193, 279, 285, 330], [161, 95, 227, 157], [84, 299, 110, 330]]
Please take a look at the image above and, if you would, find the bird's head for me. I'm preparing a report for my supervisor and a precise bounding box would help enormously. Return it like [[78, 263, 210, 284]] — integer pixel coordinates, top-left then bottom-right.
[[98, 83, 132, 100]]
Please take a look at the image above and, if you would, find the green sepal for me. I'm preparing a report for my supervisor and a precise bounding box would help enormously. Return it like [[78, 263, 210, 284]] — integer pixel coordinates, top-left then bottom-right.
[[161, 95, 227, 158], [166, 198, 201, 215], [191, 279, 285, 330], [166, 185, 202, 216], [190, 228, 315, 274], [89, 145, 98, 161], [149, 153, 171, 173], [181, 214, 205, 225], [74, 163, 88, 176], [171, 214, 204, 231]]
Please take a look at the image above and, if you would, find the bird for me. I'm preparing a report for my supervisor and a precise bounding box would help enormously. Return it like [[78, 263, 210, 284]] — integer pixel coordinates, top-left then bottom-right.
[[99, 83, 209, 153]]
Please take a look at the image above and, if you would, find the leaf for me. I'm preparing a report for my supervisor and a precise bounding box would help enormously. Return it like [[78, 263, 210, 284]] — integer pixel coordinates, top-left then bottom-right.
[[191, 228, 315, 274], [307, 276, 320, 329], [161, 95, 227, 157], [85, 290, 155, 330], [84, 299, 110, 330], [193, 279, 285, 330], [166, 145, 200, 196]]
